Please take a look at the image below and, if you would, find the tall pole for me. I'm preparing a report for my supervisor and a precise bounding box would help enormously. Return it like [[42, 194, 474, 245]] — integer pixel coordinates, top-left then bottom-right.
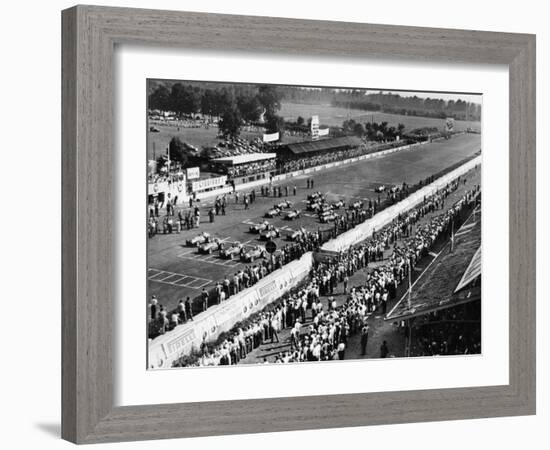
[[450, 219, 455, 253], [407, 258, 412, 309], [407, 318, 413, 357]]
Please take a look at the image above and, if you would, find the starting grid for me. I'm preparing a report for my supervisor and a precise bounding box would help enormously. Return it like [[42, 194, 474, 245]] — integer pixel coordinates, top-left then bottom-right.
[[148, 268, 212, 290], [176, 236, 244, 268], [241, 220, 297, 233]]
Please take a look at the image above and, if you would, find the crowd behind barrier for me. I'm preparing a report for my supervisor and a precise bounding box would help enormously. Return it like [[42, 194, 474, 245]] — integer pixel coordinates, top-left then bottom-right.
[[148, 155, 481, 341], [409, 300, 481, 357], [171, 177, 480, 366], [224, 159, 276, 178], [148, 227, 324, 339], [208, 136, 268, 159], [275, 140, 408, 174]]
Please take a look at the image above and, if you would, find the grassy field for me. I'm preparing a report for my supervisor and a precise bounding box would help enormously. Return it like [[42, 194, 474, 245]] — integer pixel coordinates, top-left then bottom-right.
[[147, 101, 481, 160], [279, 102, 481, 132], [148, 133, 481, 313]]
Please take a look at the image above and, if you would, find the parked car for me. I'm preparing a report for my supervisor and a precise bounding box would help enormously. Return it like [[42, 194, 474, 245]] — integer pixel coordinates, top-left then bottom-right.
[[284, 209, 301, 220], [249, 221, 270, 233], [149, 126, 160, 132], [219, 241, 243, 259], [374, 185, 386, 193], [186, 232, 211, 247], [241, 245, 267, 262], [331, 200, 345, 209], [198, 238, 221, 254], [349, 200, 363, 210]]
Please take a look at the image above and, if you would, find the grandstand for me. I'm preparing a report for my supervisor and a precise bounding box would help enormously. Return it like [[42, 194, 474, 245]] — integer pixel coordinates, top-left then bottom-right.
[[209, 152, 277, 183], [277, 136, 363, 159], [386, 205, 481, 322]]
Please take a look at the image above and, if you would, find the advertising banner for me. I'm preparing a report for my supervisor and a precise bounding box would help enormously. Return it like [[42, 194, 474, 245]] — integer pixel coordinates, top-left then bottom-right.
[[191, 175, 227, 192], [310, 115, 319, 141], [262, 132, 280, 143], [186, 167, 200, 180]]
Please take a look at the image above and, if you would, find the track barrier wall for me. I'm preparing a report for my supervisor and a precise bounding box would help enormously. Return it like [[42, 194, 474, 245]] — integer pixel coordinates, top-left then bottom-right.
[[149, 252, 313, 368], [320, 155, 482, 253]]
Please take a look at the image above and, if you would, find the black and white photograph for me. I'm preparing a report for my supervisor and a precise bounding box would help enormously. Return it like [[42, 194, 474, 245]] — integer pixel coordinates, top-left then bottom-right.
[[146, 80, 482, 369]]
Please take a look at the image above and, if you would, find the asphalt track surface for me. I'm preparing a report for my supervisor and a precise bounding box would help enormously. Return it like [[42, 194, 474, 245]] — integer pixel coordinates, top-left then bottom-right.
[[148, 133, 481, 312]]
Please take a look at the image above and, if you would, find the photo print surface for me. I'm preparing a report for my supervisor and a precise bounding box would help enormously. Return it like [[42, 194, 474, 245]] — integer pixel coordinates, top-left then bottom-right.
[[146, 80, 482, 370]]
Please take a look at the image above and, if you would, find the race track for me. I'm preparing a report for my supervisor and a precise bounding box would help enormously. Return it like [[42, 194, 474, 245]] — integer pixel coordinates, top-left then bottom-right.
[[148, 133, 481, 312]]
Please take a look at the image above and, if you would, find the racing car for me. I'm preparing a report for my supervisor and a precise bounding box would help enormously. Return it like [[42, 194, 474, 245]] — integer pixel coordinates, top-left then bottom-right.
[[307, 192, 324, 202], [185, 232, 211, 247], [284, 209, 301, 220], [308, 200, 328, 212], [219, 241, 243, 259], [240, 245, 267, 262], [198, 238, 221, 254], [249, 221, 270, 233], [285, 229, 303, 241], [275, 199, 293, 209], [264, 207, 282, 218], [259, 225, 281, 240], [319, 212, 338, 223]]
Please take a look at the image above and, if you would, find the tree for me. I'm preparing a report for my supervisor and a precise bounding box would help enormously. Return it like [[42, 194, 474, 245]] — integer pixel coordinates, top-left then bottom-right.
[[155, 155, 167, 173], [257, 85, 282, 117], [296, 116, 305, 126], [342, 119, 357, 132], [237, 94, 263, 123], [264, 113, 285, 136], [352, 122, 365, 137], [201, 89, 215, 119], [168, 137, 189, 166], [170, 83, 201, 116], [218, 107, 243, 138], [148, 85, 171, 111]]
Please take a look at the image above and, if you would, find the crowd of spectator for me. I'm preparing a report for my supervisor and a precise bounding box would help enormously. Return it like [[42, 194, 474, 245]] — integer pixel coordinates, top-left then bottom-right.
[[208, 136, 268, 159], [148, 227, 323, 339], [224, 159, 276, 178], [410, 300, 481, 356], [275, 139, 411, 174], [172, 177, 480, 366]]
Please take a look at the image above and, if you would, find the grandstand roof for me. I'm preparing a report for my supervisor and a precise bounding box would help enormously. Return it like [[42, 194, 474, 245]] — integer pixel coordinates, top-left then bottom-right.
[[283, 136, 362, 155], [210, 152, 277, 166], [385, 208, 481, 321]]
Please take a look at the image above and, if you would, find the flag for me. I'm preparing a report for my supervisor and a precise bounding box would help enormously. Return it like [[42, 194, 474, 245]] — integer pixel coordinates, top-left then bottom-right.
[[450, 220, 455, 253]]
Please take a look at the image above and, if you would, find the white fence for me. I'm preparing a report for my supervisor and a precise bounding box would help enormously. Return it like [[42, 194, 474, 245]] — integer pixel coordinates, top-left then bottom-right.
[[148, 252, 314, 368], [321, 155, 481, 253]]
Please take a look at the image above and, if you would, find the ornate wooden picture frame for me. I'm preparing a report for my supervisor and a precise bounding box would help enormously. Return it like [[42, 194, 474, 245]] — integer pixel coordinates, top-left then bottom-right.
[[62, 5, 535, 444]]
